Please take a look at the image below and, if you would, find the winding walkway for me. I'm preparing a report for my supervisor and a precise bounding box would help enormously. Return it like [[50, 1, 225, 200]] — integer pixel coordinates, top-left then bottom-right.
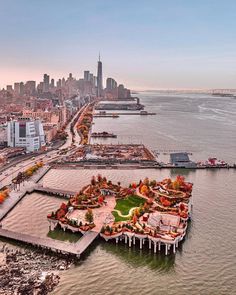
[[113, 207, 139, 218]]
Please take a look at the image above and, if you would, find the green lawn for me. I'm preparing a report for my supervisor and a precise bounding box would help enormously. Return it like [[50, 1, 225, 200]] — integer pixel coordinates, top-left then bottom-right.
[[114, 195, 145, 216], [112, 210, 130, 222]]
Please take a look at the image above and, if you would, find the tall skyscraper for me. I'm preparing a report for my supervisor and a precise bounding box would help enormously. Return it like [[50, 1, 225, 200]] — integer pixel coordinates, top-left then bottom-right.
[[89, 73, 94, 84], [50, 79, 55, 88], [84, 71, 90, 81], [19, 82, 24, 96], [106, 78, 117, 90], [57, 79, 62, 88], [43, 74, 50, 92], [97, 53, 103, 97]]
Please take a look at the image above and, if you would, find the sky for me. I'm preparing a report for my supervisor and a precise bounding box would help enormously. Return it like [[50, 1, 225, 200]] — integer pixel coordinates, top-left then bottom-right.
[[0, 0, 236, 90]]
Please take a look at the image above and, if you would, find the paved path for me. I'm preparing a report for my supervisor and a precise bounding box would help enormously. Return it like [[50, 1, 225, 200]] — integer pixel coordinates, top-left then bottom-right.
[[113, 207, 139, 218]]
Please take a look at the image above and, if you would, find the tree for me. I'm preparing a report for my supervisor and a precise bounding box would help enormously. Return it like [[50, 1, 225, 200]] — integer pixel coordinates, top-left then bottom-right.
[[98, 196, 104, 204], [143, 177, 149, 186], [97, 174, 102, 182], [91, 176, 96, 186], [85, 209, 94, 224], [132, 214, 138, 224], [140, 185, 149, 195]]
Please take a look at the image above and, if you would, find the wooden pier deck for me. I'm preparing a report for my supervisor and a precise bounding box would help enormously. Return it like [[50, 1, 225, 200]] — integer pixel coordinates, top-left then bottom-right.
[[74, 231, 99, 253], [34, 185, 76, 198], [0, 228, 100, 257], [0, 229, 80, 255]]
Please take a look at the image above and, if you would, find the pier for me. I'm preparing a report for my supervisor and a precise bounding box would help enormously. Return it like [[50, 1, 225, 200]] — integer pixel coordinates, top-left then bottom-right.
[[34, 185, 76, 198], [0, 228, 100, 257], [0, 229, 80, 256], [94, 112, 156, 117]]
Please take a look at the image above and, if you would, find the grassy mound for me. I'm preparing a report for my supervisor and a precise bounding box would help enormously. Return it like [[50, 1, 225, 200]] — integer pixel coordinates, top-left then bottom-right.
[[112, 195, 146, 221]]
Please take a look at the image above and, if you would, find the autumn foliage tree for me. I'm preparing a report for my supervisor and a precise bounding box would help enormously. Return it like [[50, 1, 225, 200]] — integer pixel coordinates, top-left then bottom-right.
[[0, 189, 9, 204], [140, 185, 149, 195], [85, 208, 94, 224]]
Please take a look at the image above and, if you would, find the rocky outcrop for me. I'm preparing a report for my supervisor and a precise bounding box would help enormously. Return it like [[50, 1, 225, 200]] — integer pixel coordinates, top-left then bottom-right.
[[0, 245, 74, 295]]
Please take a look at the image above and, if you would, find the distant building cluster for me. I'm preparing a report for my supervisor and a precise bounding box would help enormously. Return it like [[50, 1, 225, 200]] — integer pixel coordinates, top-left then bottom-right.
[[0, 55, 132, 154], [105, 78, 131, 99]]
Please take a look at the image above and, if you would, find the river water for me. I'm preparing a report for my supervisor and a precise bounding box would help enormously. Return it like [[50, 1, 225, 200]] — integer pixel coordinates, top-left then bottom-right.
[[1, 92, 236, 295]]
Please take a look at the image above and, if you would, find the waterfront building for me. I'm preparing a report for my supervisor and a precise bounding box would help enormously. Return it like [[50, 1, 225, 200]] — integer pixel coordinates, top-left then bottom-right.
[[7, 118, 45, 152], [97, 54, 103, 97], [106, 78, 117, 91], [170, 152, 197, 168]]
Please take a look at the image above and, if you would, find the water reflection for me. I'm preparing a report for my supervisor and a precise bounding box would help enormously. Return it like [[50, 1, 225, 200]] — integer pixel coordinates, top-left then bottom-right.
[[47, 226, 81, 243], [100, 240, 175, 272]]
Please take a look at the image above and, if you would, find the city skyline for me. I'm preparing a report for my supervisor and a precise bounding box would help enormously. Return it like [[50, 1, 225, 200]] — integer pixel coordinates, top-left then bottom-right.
[[0, 0, 236, 89]]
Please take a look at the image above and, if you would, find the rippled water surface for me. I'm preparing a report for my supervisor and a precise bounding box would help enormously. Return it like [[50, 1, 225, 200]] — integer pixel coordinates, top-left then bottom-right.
[[1, 92, 236, 295]]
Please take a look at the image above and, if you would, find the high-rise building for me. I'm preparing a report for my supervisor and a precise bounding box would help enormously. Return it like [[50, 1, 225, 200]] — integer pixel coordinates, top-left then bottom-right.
[[118, 84, 125, 98], [14, 83, 20, 95], [62, 78, 66, 87], [106, 78, 117, 90], [50, 79, 55, 88], [7, 118, 45, 152], [89, 73, 94, 84], [19, 82, 24, 96], [57, 79, 62, 88], [84, 71, 90, 81], [43, 74, 50, 92], [97, 54, 103, 97], [6, 85, 13, 93], [25, 81, 36, 95]]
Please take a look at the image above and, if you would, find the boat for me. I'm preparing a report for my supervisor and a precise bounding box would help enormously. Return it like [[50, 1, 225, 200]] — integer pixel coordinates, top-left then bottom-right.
[[91, 132, 117, 138]]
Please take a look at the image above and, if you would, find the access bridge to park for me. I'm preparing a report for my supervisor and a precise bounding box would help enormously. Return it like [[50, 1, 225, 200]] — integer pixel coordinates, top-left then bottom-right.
[[0, 228, 99, 258], [0, 168, 102, 257]]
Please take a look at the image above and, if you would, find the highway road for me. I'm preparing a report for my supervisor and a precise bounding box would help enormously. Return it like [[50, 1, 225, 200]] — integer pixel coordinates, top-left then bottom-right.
[[0, 103, 90, 189]]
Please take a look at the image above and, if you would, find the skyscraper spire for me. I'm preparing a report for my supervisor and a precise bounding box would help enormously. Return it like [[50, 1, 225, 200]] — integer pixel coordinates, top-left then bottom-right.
[[99, 52, 101, 62], [97, 54, 103, 97]]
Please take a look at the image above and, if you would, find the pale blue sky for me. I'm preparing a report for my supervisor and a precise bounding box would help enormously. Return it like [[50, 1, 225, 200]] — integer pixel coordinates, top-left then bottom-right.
[[0, 0, 236, 89]]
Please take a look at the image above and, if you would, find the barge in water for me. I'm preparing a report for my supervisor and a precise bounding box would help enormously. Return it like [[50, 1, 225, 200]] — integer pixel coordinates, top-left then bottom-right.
[[91, 132, 117, 138]]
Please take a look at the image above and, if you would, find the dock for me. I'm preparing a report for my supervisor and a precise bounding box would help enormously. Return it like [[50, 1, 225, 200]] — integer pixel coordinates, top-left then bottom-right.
[[74, 231, 99, 253], [94, 112, 156, 117], [34, 185, 76, 198], [0, 229, 80, 256], [0, 228, 100, 257]]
